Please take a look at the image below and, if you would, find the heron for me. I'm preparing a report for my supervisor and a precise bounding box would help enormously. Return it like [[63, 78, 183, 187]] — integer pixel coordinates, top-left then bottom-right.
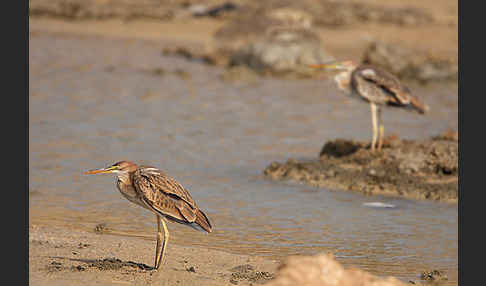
[[84, 160, 213, 270], [309, 60, 429, 151]]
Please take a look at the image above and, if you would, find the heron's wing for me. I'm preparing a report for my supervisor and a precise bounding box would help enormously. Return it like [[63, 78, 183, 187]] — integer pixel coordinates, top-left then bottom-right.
[[132, 167, 198, 223], [357, 66, 411, 105]]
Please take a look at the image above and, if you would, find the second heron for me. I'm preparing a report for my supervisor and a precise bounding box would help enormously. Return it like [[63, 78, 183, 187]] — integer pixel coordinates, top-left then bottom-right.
[[309, 60, 429, 151]]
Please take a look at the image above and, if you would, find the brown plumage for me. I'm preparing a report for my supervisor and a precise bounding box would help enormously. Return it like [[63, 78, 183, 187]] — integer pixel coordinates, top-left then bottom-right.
[[309, 60, 429, 151], [132, 165, 212, 233], [350, 64, 428, 113], [84, 160, 212, 270]]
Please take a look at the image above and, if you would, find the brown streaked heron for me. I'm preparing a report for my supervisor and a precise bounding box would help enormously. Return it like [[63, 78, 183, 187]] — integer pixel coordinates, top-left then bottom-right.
[[309, 60, 429, 151], [84, 161, 212, 270]]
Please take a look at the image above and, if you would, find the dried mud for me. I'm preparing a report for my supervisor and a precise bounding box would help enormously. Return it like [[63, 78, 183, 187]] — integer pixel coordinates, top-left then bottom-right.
[[46, 258, 152, 273], [264, 132, 458, 203]]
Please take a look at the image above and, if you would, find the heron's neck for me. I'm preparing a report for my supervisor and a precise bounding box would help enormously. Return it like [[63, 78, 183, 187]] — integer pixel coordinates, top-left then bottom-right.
[[116, 172, 132, 186], [334, 71, 352, 93]]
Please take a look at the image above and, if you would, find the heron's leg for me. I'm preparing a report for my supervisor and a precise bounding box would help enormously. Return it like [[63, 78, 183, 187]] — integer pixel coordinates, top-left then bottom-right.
[[370, 103, 378, 151], [377, 106, 384, 151], [154, 214, 163, 270], [156, 218, 170, 270]]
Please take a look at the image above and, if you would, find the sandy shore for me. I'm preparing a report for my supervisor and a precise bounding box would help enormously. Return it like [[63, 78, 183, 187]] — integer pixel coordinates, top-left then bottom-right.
[[30, 224, 450, 285], [29, 224, 279, 285]]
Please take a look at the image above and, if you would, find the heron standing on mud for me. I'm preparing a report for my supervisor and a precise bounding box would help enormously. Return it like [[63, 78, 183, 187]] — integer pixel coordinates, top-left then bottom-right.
[[84, 161, 213, 270], [309, 60, 429, 151]]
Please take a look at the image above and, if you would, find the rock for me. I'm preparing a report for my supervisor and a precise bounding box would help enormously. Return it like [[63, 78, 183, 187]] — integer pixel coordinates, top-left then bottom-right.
[[191, 2, 238, 18], [320, 139, 364, 158], [264, 136, 458, 202], [188, 4, 209, 16], [229, 27, 334, 76], [94, 223, 109, 234], [420, 270, 448, 281], [362, 41, 458, 83], [266, 8, 313, 29], [213, 3, 334, 76], [265, 253, 406, 286]]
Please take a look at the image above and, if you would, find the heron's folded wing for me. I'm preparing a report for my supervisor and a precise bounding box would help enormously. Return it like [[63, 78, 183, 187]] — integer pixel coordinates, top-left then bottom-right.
[[133, 168, 198, 223], [358, 67, 411, 105]]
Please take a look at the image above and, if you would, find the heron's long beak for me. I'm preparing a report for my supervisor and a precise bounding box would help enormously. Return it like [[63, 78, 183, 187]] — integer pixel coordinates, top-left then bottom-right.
[[84, 166, 117, 175], [308, 61, 344, 70]]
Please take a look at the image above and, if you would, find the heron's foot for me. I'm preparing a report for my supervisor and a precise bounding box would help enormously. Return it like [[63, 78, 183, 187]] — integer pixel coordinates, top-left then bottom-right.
[[369, 142, 376, 152], [377, 125, 385, 151]]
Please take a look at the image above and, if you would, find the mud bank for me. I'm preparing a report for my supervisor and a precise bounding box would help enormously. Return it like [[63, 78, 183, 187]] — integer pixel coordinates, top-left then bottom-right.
[[264, 132, 458, 203]]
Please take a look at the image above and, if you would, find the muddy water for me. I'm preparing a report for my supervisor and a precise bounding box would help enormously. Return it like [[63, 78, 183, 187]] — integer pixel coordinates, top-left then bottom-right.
[[29, 32, 458, 284]]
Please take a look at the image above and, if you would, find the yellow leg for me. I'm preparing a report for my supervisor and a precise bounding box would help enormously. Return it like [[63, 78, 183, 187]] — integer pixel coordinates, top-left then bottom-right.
[[378, 125, 385, 151], [156, 218, 169, 270], [154, 215, 163, 270], [370, 103, 378, 151], [377, 106, 384, 151]]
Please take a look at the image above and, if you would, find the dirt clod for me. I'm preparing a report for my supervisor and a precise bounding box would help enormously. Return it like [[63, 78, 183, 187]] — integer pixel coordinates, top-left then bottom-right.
[[72, 265, 86, 271], [46, 261, 63, 272], [420, 270, 448, 281], [229, 264, 274, 284], [320, 139, 365, 158], [94, 223, 109, 234], [87, 258, 153, 271], [78, 243, 90, 249]]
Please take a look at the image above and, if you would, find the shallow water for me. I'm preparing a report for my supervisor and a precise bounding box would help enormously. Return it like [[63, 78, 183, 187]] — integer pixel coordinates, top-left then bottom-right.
[[29, 32, 458, 284]]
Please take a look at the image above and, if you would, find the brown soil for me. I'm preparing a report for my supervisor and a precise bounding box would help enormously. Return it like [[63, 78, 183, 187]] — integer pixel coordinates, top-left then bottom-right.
[[264, 131, 458, 203]]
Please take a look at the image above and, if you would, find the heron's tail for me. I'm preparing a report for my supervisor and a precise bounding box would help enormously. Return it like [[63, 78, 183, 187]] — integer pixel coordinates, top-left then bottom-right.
[[195, 209, 212, 233], [409, 96, 429, 114]]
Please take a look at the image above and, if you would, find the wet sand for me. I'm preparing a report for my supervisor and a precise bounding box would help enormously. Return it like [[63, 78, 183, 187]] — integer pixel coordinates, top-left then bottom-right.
[[29, 224, 278, 286], [33, 224, 444, 286]]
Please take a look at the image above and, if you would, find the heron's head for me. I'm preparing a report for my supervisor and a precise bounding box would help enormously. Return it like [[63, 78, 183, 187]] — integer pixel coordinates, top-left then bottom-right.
[[308, 60, 357, 92], [84, 161, 138, 175]]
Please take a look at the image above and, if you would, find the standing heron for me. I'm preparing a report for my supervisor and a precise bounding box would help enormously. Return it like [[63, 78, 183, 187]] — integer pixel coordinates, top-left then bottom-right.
[[84, 161, 212, 270], [309, 60, 429, 151]]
